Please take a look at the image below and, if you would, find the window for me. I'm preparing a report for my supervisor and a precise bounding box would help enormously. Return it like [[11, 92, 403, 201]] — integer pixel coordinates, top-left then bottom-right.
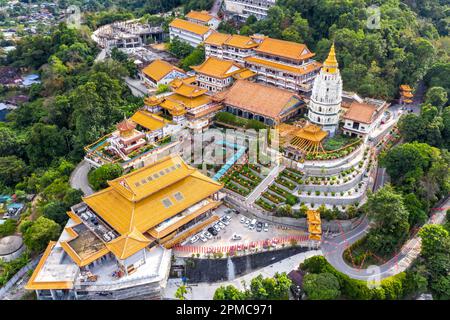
[[153, 173, 160, 179], [159, 170, 165, 176], [173, 192, 184, 201], [162, 198, 173, 208]]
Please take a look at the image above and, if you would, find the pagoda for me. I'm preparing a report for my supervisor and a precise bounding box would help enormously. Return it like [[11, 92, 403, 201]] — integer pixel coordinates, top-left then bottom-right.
[[399, 85, 414, 105]]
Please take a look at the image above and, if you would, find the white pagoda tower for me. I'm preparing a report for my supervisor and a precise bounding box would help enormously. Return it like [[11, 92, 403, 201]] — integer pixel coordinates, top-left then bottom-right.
[[307, 44, 342, 137]]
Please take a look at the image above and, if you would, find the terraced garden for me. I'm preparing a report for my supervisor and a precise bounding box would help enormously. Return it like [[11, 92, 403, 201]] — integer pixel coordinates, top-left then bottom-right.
[[220, 163, 264, 197]]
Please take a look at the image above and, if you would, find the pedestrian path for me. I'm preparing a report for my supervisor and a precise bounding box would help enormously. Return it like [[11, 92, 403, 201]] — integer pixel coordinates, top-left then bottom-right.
[[246, 164, 284, 205]]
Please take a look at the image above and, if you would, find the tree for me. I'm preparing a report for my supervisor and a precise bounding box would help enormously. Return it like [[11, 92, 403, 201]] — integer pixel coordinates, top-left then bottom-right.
[[365, 186, 410, 256], [41, 201, 68, 226], [167, 36, 194, 59], [246, 273, 292, 300], [26, 123, 68, 168], [0, 156, 27, 187], [303, 272, 341, 300], [276, 204, 292, 217], [213, 285, 245, 300], [425, 86, 448, 109], [88, 164, 124, 190], [180, 46, 205, 71], [22, 216, 61, 252], [418, 225, 449, 259], [0, 219, 16, 237], [175, 284, 188, 300]]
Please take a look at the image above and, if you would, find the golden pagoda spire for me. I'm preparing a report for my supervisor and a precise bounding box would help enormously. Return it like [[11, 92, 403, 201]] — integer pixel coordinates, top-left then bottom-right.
[[323, 43, 338, 74]]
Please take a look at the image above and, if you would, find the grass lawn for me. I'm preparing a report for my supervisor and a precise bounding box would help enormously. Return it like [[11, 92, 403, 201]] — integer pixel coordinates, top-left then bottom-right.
[[323, 134, 357, 151]]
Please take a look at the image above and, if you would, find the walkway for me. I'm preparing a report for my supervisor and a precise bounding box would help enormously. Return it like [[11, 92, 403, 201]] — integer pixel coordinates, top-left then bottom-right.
[[69, 160, 94, 196], [245, 164, 284, 205], [163, 249, 322, 300]]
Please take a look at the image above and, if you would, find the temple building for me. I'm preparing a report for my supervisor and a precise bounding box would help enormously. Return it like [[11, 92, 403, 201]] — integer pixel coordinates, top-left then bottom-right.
[[140, 59, 187, 88], [191, 56, 256, 93], [342, 98, 389, 140], [169, 18, 214, 47], [399, 84, 414, 105], [243, 37, 322, 93], [26, 155, 223, 300], [307, 44, 342, 137], [142, 77, 223, 130], [186, 10, 221, 29], [204, 33, 259, 64], [214, 79, 305, 126], [107, 118, 147, 160], [223, 0, 276, 21]]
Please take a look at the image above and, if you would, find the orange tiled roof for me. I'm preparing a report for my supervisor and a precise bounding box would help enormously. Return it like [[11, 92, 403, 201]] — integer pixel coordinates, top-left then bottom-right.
[[224, 34, 258, 49], [255, 37, 315, 61], [142, 59, 185, 82], [191, 56, 244, 78], [105, 227, 153, 260], [186, 10, 215, 23], [213, 80, 302, 120], [245, 56, 321, 75], [169, 18, 211, 35], [343, 101, 378, 124], [204, 32, 231, 46]]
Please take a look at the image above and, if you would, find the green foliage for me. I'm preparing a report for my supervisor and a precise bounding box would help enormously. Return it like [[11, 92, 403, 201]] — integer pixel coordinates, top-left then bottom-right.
[[214, 112, 268, 130], [0, 156, 27, 187], [213, 285, 245, 300], [0, 253, 30, 287], [41, 201, 68, 226], [88, 164, 124, 191], [364, 186, 410, 256], [0, 219, 17, 237], [22, 216, 61, 253], [180, 46, 205, 71], [168, 36, 194, 59], [175, 284, 188, 300], [183, 0, 214, 14], [156, 84, 170, 94], [425, 86, 448, 109], [303, 272, 341, 300]]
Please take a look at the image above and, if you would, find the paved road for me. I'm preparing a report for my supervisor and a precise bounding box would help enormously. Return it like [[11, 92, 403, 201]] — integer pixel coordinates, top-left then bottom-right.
[[322, 197, 449, 281], [69, 160, 94, 196], [210, 0, 223, 16]]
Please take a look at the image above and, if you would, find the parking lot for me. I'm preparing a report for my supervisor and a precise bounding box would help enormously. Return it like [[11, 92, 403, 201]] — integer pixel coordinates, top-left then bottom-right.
[[178, 205, 307, 251]]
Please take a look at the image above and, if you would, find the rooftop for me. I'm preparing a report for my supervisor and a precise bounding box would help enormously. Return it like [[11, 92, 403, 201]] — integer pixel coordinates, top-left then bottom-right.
[[186, 10, 216, 23], [82, 155, 222, 235], [213, 80, 303, 120], [142, 59, 185, 82], [343, 101, 379, 124], [191, 56, 244, 78], [169, 18, 211, 35], [255, 37, 315, 61], [244, 56, 321, 75]]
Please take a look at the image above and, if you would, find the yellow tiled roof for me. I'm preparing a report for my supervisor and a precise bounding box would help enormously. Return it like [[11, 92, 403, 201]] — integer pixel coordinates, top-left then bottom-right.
[[191, 56, 244, 78], [204, 32, 231, 46], [295, 124, 328, 143], [142, 59, 185, 82], [25, 242, 75, 290], [105, 227, 153, 260], [255, 38, 315, 61], [232, 69, 256, 80], [170, 76, 197, 89], [166, 93, 212, 109], [83, 155, 223, 235], [169, 18, 211, 35], [186, 10, 215, 23], [224, 34, 258, 49], [160, 99, 187, 116], [131, 110, 168, 131], [245, 56, 322, 75], [173, 83, 208, 98]]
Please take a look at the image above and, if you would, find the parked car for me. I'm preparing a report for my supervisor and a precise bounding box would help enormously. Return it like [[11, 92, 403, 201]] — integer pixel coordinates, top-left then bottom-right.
[[256, 222, 263, 232], [208, 227, 218, 236], [190, 235, 199, 244], [218, 222, 225, 229], [203, 231, 212, 240], [263, 223, 269, 232], [221, 217, 230, 225], [245, 219, 251, 225], [231, 234, 242, 241], [213, 224, 221, 232], [199, 234, 207, 242], [240, 217, 246, 223]]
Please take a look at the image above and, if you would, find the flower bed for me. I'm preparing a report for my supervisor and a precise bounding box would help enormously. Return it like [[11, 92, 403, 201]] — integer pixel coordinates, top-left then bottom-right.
[[262, 191, 285, 204], [275, 177, 296, 190], [281, 169, 303, 184], [269, 184, 290, 198], [255, 198, 275, 211], [225, 181, 249, 196]]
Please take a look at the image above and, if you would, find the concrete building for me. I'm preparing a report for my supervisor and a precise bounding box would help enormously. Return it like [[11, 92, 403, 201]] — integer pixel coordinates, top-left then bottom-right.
[[342, 99, 389, 139], [244, 37, 322, 93], [140, 59, 187, 88], [191, 56, 255, 93], [224, 0, 276, 21], [214, 79, 305, 126], [169, 18, 214, 47], [204, 33, 259, 64], [186, 10, 221, 29], [0, 235, 25, 262], [26, 155, 223, 300], [307, 44, 342, 137]]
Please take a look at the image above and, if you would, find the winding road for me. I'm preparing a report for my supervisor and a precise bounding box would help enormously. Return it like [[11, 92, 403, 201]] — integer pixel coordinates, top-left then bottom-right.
[[69, 160, 94, 196]]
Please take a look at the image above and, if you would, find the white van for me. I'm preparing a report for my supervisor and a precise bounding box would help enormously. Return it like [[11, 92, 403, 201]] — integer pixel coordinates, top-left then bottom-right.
[[248, 219, 257, 230]]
